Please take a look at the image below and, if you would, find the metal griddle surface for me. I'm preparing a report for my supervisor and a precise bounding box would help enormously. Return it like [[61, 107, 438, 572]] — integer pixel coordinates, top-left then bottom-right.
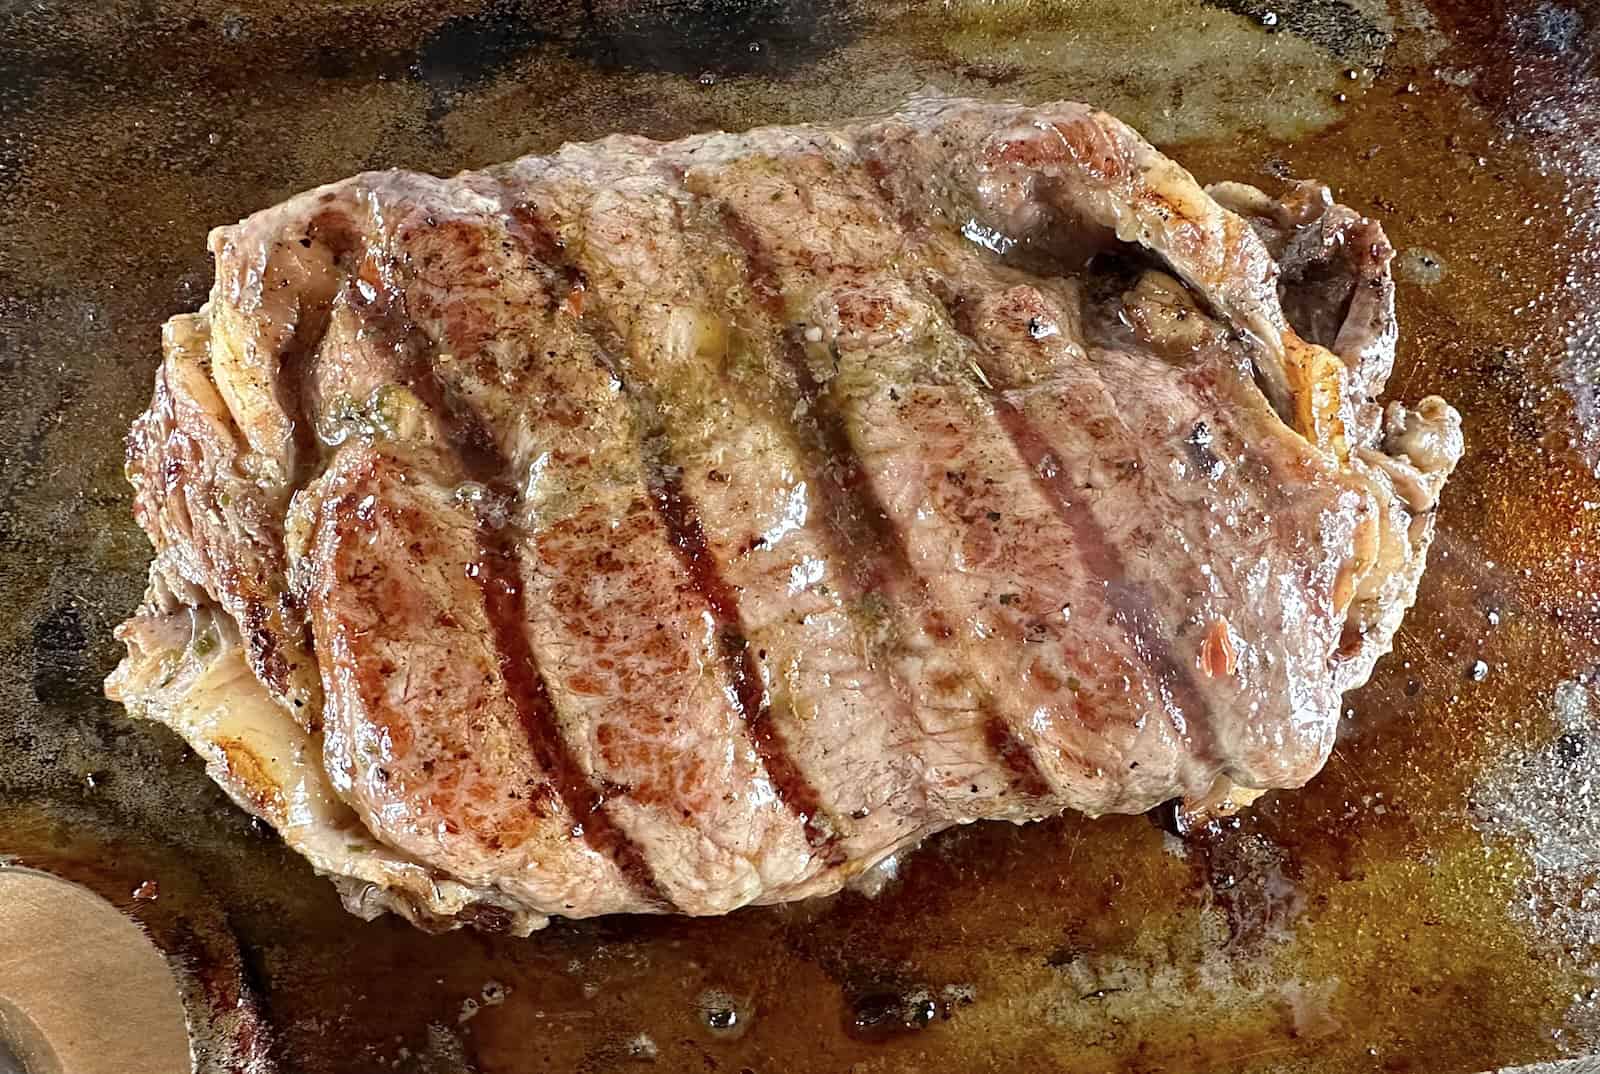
[[3, 2, 1600, 1071]]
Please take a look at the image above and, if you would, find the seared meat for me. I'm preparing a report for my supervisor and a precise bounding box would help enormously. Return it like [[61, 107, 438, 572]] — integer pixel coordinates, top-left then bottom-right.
[[106, 97, 1461, 933]]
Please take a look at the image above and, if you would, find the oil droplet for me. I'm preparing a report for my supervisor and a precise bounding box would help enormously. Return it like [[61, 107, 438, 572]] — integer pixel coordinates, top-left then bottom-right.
[[1399, 248, 1448, 286], [131, 879, 159, 901], [697, 71, 717, 87], [848, 987, 941, 1041], [1260, 10, 1281, 30], [1469, 659, 1490, 682], [907, 996, 938, 1028], [697, 989, 748, 1038]]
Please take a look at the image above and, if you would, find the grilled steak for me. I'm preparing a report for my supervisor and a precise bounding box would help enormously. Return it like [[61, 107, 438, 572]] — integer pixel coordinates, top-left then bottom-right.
[[106, 97, 1461, 933]]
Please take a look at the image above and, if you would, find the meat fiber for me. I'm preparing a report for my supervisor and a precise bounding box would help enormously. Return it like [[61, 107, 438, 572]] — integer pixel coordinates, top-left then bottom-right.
[[106, 97, 1461, 933]]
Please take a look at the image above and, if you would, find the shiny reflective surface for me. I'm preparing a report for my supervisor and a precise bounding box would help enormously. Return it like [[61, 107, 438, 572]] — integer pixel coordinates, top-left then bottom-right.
[[2, 1, 1598, 1071]]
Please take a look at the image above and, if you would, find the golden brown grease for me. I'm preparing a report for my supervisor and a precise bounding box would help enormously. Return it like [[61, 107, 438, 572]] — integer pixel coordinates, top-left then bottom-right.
[[2, 1, 1598, 1071]]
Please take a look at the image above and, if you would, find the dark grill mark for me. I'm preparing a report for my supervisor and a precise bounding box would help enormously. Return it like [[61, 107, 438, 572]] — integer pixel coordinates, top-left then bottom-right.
[[717, 203, 918, 595], [717, 200, 1054, 803], [500, 191, 842, 856], [865, 140, 1222, 766], [472, 527, 669, 906], [645, 468, 837, 855], [346, 252, 671, 909], [989, 396, 1217, 763]]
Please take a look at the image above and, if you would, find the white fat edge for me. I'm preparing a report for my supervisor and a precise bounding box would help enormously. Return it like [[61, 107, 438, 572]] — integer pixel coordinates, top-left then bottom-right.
[[113, 610, 547, 934]]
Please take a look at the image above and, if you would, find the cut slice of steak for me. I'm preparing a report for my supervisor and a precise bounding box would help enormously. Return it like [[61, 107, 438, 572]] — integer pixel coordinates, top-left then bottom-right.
[[107, 96, 1461, 932]]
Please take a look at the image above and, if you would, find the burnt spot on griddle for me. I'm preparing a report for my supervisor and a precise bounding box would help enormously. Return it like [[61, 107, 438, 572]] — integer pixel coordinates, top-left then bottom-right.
[[1147, 797, 1182, 838], [1510, 2, 1589, 62], [1555, 731, 1588, 765], [1200, 0, 1391, 66], [1461, 344, 1551, 446], [165, 915, 279, 1071], [304, 42, 410, 83], [0, 1, 95, 134], [31, 600, 98, 707], [411, 0, 551, 95], [458, 901, 516, 934], [955, 62, 1026, 88], [570, 0, 859, 80], [846, 986, 942, 1041], [779, 910, 966, 1042]]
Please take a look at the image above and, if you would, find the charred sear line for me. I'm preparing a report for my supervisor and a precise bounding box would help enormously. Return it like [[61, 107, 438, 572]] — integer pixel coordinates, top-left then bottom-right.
[[340, 272, 503, 482], [472, 528, 671, 908], [715, 197, 1054, 802], [924, 284, 1219, 765], [1200, 0, 1390, 66], [994, 401, 1217, 762], [498, 190, 842, 858], [645, 465, 839, 857], [345, 246, 672, 909], [716, 202, 911, 592]]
